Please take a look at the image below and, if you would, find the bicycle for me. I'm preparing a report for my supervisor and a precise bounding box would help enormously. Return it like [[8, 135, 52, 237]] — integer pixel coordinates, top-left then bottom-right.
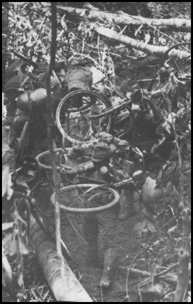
[[34, 141, 144, 214], [35, 131, 145, 186], [48, 170, 144, 288], [55, 43, 190, 149], [86, 43, 190, 159]]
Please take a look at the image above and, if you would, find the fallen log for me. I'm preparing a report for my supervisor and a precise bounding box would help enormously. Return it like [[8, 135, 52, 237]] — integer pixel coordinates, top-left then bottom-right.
[[94, 27, 190, 59], [57, 5, 191, 32], [30, 214, 93, 302]]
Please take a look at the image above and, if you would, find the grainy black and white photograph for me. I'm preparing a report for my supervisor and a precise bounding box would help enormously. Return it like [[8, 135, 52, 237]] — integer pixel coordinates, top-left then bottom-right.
[[2, 2, 191, 302]]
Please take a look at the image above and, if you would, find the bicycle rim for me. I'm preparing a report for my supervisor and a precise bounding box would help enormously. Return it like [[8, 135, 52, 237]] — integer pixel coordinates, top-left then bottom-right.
[[55, 89, 112, 144], [51, 184, 120, 214]]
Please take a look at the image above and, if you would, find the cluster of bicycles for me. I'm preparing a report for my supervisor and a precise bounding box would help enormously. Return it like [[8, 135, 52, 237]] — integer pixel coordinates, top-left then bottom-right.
[[3, 42, 190, 291], [5, 42, 190, 216]]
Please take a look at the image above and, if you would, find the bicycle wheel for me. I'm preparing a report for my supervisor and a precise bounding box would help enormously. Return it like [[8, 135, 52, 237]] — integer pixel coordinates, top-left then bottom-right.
[[55, 89, 112, 144], [36, 148, 95, 177], [35, 148, 67, 171], [51, 184, 120, 214]]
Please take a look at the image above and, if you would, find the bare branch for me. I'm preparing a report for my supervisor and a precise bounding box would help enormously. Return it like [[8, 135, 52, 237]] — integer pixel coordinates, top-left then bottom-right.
[[94, 26, 190, 59], [57, 6, 191, 32]]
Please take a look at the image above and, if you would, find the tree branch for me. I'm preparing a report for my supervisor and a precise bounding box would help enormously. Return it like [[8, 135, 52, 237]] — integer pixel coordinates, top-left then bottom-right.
[[94, 26, 190, 59], [57, 5, 191, 32]]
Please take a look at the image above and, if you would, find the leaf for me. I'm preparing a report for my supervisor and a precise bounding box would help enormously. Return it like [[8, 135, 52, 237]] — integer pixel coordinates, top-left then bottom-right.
[[168, 224, 178, 235], [90, 66, 105, 84], [60, 15, 67, 31], [2, 222, 14, 231], [2, 93, 7, 119], [2, 251, 13, 287], [18, 237, 30, 255], [2, 165, 13, 200], [14, 210, 28, 226], [15, 174, 29, 189], [134, 24, 143, 37], [2, 126, 15, 169], [142, 176, 162, 203], [17, 271, 24, 288], [2, 127, 10, 154], [134, 219, 156, 237], [3, 233, 17, 256], [142, 283, 164, 299]]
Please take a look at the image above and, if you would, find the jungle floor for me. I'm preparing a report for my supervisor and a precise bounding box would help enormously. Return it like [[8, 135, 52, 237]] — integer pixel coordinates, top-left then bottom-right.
[[3, 174, 191, 302]]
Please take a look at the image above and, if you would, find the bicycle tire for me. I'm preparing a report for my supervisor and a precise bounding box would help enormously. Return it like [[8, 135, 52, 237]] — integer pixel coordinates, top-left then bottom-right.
[[51, 183, 120, 214], [36, 148, 66, 171], [55, 89, 112, 144], [36, 148, 95, 175]]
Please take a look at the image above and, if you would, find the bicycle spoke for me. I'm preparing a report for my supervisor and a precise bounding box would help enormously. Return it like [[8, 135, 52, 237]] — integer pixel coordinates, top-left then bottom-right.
[[56, 90, 111, 144], [52, 184, 120, 213]]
